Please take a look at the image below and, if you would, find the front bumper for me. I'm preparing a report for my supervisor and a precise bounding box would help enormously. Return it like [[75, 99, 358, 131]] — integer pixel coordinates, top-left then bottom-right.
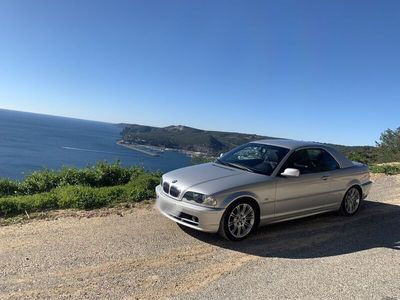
[[155, 185, 224, 233]]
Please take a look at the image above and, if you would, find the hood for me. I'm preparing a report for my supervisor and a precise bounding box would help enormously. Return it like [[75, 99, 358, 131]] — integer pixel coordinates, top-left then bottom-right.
[[162, 162, 243, 194]]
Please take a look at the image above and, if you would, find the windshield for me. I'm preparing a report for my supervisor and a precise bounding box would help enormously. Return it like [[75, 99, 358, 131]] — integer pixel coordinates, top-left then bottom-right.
[[216, 143, 290, 175]]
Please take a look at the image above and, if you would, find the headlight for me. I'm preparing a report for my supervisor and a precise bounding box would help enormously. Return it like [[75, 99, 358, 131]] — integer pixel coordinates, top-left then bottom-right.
[[182, 191, 217, 207], [203, 196, 217, 206], [183, 191, 204, 203]]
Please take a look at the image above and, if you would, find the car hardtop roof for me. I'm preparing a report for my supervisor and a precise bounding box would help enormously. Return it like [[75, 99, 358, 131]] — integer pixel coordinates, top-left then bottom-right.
[[251, 139, 326, 150], [250, 139, 354, 168]]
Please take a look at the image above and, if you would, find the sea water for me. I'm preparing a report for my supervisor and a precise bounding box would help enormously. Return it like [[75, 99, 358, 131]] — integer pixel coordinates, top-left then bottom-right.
[[0, 109, 191, 179]]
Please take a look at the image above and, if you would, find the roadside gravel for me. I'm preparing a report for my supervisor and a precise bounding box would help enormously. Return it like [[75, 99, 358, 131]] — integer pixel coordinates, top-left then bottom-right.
[[0, 175, 399, 299]]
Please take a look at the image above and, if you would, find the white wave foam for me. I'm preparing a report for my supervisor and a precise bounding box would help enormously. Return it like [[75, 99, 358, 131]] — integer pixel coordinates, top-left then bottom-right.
[[62, 146, 117, 155]]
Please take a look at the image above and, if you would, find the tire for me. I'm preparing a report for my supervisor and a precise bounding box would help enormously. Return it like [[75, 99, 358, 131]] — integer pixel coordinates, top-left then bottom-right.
[[218, 199, 259, 241], [340, 186, 362, 216]]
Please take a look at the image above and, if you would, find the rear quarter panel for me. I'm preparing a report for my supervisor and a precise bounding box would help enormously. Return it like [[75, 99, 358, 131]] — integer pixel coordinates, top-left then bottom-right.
[[330, 164, 370, 207]]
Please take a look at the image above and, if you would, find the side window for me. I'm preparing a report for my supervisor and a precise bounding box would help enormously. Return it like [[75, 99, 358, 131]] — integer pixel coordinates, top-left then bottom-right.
[[317, 149, 340, 171], [281, 149, 313, 174], [281, 148, 340, 174]]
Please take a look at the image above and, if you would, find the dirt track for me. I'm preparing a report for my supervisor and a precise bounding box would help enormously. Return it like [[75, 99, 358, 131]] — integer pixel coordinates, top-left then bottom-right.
[[0, 175, 399, 299]]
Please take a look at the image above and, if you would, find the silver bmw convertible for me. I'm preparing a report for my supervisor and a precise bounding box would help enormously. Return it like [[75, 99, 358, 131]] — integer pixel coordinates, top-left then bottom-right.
[[156, 139, 372, 241]]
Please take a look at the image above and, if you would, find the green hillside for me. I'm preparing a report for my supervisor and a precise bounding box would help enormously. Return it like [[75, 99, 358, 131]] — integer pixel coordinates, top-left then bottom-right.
[[120, 124, 376, 159], [120, 124, 276, 155]]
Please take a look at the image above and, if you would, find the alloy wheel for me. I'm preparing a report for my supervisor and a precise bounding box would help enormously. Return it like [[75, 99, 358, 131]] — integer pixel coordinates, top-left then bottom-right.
[[227, 203, 255, 238], [344, 187, 361, 214]]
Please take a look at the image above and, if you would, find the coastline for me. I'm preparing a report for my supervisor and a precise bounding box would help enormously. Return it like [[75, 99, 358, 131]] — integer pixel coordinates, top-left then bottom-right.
[[116, 141, 161, 157], [116, 140, 212, 159]]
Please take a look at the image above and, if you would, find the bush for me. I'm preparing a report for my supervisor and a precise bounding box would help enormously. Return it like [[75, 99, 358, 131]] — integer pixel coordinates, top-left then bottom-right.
[[369, 164, 400, 175], [0, 168, 160, 217], [20, 170, 60, 195], [0, 192, 58, 216], [346, 149, 378, 165], [0, 179, 20, 197], [16, 192, 58, 212], [58, 167, 94, 186], [90, 161, 133, 187], [0, 161, 149, 197], [376, 127, 400, 163], [124, 173, 159, 201]]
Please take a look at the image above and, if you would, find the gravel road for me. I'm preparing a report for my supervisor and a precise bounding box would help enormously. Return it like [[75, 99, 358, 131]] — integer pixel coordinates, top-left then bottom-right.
[[0, 175, 399, 299]]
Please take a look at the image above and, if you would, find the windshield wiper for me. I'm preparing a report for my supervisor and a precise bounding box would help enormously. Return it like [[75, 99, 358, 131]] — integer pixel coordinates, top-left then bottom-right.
[[215, 159, 228, 166], [215, 159, 254, 172], [228, 163, 254, 172]]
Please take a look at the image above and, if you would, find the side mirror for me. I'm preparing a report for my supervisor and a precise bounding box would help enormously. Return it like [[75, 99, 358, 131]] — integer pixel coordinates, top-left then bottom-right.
[[281, 168, 300, 177], [219, 153, 224, 158]]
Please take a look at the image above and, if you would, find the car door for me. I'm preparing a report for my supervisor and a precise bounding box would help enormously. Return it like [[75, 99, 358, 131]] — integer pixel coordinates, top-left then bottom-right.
[[274, 148, 338, 218]]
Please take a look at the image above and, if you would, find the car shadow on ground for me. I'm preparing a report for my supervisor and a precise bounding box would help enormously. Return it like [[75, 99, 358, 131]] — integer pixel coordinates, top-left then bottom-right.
[[179, 200, 400, 258]]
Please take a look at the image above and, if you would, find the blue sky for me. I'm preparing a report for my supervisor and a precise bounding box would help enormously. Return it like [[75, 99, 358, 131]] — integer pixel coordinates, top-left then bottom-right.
[[0, 0, 399, 146]]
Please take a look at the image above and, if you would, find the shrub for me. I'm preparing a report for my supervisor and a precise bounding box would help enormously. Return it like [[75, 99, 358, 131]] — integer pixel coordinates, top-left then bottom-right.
[[56, 185, 129, 210], [124, 173, 159, 201], [346, 149, 378, 165], [56, 185, 96, 209], [369, 164, 400, 175], [58, 167, 93, 186], [57, 162, 133, 187], [0, 179, 20, 197], [0, 168, 160, 217], [0, 197, 19, 216], [0, 161, 151, 198], [91, 161, 133, 187], [376, 127, 400, 163], [0, 192, 58, 216], [15, 192, 58, 212], [20, 170, 60, 195]]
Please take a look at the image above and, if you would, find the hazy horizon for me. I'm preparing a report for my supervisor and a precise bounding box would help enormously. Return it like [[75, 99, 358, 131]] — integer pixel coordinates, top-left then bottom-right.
[[0, 108, 376, 147]]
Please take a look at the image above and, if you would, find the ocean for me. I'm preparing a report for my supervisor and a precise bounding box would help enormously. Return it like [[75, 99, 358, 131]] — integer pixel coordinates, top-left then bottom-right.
[[0, 109, 191, 180]]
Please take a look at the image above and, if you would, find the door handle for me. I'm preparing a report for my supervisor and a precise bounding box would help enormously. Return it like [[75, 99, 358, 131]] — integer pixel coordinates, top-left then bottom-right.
[[321, 176, 329, 180]]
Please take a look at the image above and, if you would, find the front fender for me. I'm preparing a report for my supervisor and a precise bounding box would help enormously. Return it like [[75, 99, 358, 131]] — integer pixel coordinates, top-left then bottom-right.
[[219, 191, 260, 209]]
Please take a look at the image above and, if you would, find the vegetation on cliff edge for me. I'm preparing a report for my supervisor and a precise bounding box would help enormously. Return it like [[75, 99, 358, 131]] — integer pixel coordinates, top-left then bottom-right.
[[0, 162, 160, 217]]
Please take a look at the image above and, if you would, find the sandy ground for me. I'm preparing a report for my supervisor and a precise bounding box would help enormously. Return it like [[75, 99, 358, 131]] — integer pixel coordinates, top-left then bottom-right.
[[0, 175, 399, 299]]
